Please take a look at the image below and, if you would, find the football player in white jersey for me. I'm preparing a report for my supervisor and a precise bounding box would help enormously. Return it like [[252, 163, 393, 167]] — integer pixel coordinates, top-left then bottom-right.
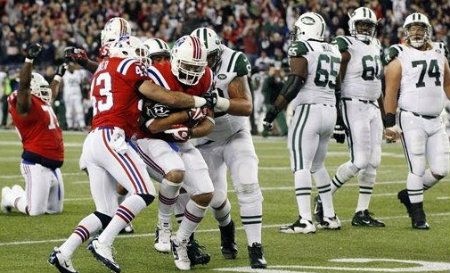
[[384, 12, 450, 229], [264, 12, 342, 233], [62, 62, 88, 130], [191, 27, 267, 269], [314, 7, 385, 227]]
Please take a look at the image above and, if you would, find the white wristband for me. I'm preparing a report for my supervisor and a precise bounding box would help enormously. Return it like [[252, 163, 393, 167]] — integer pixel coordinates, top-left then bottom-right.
[[145, 119, 155, 128], [25, 58, 33, 63], [215, 97, 230, 112], [193, 96, 207, 107], [53, 75, 62, 82]]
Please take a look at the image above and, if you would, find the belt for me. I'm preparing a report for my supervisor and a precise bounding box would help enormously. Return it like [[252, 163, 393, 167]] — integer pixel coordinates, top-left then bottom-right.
[[400, 109, 438, 120], [342, 97, 376, 104]]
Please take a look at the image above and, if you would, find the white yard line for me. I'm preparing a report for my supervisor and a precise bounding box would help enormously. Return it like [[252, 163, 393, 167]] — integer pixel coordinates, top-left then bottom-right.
[[1, 212, 449, 247]]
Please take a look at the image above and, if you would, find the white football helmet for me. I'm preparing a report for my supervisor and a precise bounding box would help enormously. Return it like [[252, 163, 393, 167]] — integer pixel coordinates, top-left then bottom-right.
[[143, 38, 170, 59], [171, 35, 207, 86], [403, 12, 432, 48], [30, 72, 51, 104], [348, 7, 377, 42], [109, 36, 150, 66], [292, 12, 327, 41], [101, 17, 131, 46], [190, 27, 223, 69]]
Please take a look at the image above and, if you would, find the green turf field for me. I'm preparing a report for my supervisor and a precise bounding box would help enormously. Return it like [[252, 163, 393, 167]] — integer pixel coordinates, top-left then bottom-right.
[[0, 130, 449, 273]]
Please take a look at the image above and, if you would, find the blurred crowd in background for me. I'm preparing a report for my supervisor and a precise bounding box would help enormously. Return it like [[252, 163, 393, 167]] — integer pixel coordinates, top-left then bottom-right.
[[0, 0, 449, 132]]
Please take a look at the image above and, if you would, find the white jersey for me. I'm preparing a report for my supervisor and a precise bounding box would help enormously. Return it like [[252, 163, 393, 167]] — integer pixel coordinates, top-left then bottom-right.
[[390, 42, 447, 116], [198, 45, 252, 143], [63, 69, 86, 98], [335, 36, 382, 101], [288, 40, 341, 108]]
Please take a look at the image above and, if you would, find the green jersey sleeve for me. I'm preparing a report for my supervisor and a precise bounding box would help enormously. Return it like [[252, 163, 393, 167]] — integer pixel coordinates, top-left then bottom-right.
[[287, 41, 310, 57], [332, 36, 351, 52], [234, 53, 251, 77]]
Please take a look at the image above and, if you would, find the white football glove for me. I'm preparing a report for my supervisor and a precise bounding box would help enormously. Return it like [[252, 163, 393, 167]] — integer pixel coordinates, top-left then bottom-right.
[[110, 129, 128, 155], [164, 126, 191, 141]]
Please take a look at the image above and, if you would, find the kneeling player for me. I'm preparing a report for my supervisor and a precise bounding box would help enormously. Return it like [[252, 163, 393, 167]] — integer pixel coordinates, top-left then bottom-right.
[[1, 44, 66, 216]]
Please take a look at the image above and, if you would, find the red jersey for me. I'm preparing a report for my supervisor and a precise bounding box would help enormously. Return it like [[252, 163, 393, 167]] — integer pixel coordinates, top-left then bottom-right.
[[90, 57, 150, 138], [8, 92, 64, 162], [139, 60, 213, 141]]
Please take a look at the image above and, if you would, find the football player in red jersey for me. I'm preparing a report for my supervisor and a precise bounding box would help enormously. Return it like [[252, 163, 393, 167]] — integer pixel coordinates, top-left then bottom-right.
[[135, 35, 215, 270], [1, 44, 66, 217], [49, 37, 212, 273]]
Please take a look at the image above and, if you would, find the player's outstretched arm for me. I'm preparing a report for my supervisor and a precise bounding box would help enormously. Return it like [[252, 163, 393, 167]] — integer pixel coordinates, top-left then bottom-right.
[[222, 76, 253, 116], [443, 60, 450, 99], [17, 43, 42, 115], [50, 64, 67, 100], [138, 80, 206, 108], [64, 47, 98, 73]]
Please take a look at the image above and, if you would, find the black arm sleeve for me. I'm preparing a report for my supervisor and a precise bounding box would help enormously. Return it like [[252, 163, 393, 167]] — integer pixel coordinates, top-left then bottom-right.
[[279, 74, 306, 103]]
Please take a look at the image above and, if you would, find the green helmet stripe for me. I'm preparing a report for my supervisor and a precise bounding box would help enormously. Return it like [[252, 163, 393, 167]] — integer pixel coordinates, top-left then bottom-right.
[[155, 38, 163, 49], [196, 29, 201, 38], [413, 13, 416, 20], [203, 28, 208, 48], [418, 13, 421, 20], [363, 8, 366, 17], [316, 13, 325, 37]]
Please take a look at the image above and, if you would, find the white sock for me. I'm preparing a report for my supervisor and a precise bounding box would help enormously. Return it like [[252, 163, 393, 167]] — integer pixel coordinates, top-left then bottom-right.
[[331, 161, 359, 193], [158, 179, 181, 225], [212, 199, 232, 227], [312, 167, 335, 218], [98, 195, 147, 246], [239, 193, 263, 246], [356, 168, 376, 212], [174, 188, 190, 224], [423, 169, 439, 190], [294, 169, 312, 221], [407, 173, 424, 204], [176, 199, 207, 242], [59, 213, 102, 258]]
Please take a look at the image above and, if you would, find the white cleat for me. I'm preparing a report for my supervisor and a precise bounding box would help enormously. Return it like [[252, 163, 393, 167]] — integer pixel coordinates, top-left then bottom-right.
[[48, 247, 78, 273], [279, 217, 316, 234], [11, 185, 25, 195], [171, 236, 190, 270], [88, 238, 121, 273], [317, 215, 342, 230], [1, 187, 12, 213], [154, 223, 171, 253]]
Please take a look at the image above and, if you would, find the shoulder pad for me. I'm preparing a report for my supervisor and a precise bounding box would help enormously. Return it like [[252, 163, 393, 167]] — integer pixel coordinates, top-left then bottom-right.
[[332, 36, 352, 52], [233, 52, 251, 77], [436, 42, 449, 58], [384, 44, 403, 65], [288, 40, 312, 57]]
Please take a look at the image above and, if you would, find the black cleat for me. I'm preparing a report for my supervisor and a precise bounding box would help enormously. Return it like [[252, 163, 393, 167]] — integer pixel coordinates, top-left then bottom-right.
[[352, 210, 385, 227], [411, 202, 430, 230], [397, 189, 412, 217], [187, 239, 211, 266], [313, 195, 323, 223], [219, 220, 238, 259], [248, 243, 267, 269]]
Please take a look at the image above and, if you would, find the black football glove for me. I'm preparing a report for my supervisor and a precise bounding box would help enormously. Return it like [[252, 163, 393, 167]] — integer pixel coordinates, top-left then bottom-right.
[[203, 92, 218, 109], [56, 63, 67, 77], [143, 102, 171, 119], [262, 105, 280, 132], [26, 43, 42, 60]]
